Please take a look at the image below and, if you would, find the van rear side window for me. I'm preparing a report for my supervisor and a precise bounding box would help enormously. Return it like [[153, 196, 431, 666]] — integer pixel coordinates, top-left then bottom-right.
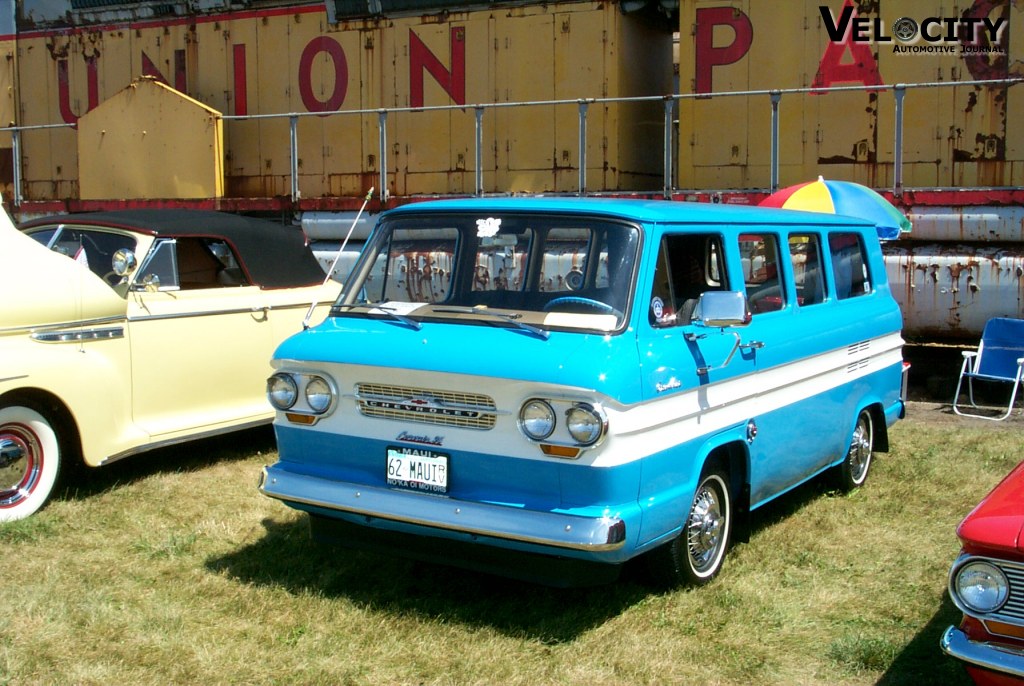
[[829, 232, 871, 299], [789, 234, 825, 306]]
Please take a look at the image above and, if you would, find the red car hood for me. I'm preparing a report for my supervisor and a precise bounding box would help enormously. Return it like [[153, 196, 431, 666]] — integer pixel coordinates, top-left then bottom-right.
[[957, 460, 1024, 558]]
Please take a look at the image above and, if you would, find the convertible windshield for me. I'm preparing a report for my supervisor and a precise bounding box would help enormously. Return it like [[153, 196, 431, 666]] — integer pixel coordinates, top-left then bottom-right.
[[334, 212, 640, 332]]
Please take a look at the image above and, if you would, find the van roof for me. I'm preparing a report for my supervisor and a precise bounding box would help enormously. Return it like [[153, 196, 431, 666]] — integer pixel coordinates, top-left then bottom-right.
[[383, 196, 877, 229]]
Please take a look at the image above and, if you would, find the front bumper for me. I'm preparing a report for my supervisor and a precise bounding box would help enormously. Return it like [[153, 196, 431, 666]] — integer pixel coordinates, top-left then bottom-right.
[[259, 464, 628, 555], [941, 625, 1024, 680]]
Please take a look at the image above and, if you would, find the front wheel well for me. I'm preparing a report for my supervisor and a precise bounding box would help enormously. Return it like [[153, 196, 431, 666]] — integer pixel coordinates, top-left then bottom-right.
[[0, 389, 84, 468], [704, 440, 750, 541]]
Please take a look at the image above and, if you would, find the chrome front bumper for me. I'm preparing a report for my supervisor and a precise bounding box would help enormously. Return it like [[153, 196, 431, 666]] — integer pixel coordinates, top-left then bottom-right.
[[259, 465, 627, 553], [941, 625, 1024, 679]]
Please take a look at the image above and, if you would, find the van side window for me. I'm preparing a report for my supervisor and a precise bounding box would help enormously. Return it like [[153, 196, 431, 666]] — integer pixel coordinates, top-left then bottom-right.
[[829, 232, 871, 299], [648, 234, 726, 327], [740, 233, 784, 314], [789, 234, 825, 306]]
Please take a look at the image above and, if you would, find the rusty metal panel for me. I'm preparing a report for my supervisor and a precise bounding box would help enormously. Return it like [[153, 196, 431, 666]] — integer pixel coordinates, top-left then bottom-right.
[[392, 17, 483, 196], [498, 12, 555, 179], [78, 78, 224, 199], [10, 2, 668, 202], [257, 12, 310, 196], [0, 31, 15, 199], [602, 9, 670, 190], [907, 206, 1024, 242], [885, 243, 1024, 341], [678, 0, 1021, 191]]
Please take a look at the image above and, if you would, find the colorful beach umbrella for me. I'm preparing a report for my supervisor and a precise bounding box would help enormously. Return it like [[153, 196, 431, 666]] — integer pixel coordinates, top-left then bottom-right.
[[760, 177, 911, 240]]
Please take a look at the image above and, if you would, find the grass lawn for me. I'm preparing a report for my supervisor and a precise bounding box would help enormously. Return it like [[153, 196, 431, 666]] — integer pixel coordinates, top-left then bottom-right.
[[1, 402, 1018, 685]]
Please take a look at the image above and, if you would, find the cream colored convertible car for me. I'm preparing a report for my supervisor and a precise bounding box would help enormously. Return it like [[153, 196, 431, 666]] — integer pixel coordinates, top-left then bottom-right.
[[0, 206, 340, 521]]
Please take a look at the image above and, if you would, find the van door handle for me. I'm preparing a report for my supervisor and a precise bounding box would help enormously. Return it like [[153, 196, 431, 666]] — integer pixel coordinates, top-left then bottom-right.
[[740, 341, 765, 351]]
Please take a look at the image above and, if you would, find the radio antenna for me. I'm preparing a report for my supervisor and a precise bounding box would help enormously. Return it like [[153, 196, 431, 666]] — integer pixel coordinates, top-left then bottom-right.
[[302, 186, 374, 329]]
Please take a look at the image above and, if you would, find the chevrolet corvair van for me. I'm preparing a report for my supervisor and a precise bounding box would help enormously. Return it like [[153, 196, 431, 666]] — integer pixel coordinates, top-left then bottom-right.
[[260, 197, 907, 586]]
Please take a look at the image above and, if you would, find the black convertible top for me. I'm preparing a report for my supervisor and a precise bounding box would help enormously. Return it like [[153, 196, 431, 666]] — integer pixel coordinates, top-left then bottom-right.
[[22, 209, 326, 289]]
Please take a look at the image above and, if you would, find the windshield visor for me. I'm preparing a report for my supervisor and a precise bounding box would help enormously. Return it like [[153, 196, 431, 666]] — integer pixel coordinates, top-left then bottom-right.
[[334, 212, 640, 333]]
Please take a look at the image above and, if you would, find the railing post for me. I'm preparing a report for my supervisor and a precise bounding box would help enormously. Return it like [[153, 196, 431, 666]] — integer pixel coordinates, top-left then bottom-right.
[[289, 115, 299, 203], [378, 110, 389, 203], [770, 90, 781, 193], [663, 97, 674, 199], [893, 84, 906, 198], [11, 128, 21, 207], [578, 100, 589, 196], [475, 106, 484, 197]]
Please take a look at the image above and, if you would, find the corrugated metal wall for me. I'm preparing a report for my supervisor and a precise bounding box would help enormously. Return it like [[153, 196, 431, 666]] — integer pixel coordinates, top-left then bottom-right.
[[4, 1, 672, 202], [677, 0, 1022, 190]]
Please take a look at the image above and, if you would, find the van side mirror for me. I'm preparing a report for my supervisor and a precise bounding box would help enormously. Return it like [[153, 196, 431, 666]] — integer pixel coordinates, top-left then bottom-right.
[[687, 290, 762, 376], [692, 290, 752, 328]]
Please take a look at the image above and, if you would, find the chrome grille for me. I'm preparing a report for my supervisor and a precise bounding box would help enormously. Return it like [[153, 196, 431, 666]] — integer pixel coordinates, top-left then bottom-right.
[[355, 383, 497, 430], [998, 561, 1024, 623]]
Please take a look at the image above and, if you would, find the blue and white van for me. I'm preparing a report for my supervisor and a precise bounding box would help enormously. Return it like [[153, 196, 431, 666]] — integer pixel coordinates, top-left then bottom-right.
[[259, 197, 907, 586]]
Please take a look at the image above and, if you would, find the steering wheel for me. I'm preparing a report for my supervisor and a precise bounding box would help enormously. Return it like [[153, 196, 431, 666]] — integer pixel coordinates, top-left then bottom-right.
[[543, 296, 621, 318]]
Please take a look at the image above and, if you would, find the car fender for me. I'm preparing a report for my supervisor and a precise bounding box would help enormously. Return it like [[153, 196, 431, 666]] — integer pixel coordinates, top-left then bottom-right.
[[0, 332, 142, 467]]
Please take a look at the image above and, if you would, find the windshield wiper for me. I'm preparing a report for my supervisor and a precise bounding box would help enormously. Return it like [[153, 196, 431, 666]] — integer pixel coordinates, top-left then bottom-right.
[[430, 306, 549, 340], [332, 302, 422, 330]]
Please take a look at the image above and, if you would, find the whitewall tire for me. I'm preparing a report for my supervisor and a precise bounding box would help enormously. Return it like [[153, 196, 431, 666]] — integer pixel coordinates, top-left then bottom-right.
[[0, 405, 62, 522]]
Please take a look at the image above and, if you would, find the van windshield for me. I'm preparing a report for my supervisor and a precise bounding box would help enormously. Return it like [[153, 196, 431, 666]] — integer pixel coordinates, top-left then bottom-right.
[[333, 212, 640, 333]]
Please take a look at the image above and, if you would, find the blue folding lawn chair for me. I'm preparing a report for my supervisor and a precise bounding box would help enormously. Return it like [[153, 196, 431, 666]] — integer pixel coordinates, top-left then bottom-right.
[[952, 317, 1024, 421]]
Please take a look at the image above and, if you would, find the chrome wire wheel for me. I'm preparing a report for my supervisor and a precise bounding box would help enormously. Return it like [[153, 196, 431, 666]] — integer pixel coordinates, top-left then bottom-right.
[[832, 409, 874, 492], [847, 412, 873, 485], [686, 473, 730, 578]]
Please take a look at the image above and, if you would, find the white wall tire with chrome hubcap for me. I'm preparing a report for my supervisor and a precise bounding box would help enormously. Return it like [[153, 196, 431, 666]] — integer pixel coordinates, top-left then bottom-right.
[[0, 405, 61, 522]]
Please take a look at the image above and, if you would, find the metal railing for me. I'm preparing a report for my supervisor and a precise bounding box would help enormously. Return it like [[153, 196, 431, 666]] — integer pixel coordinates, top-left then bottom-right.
[[4, 78, 1022, 206]]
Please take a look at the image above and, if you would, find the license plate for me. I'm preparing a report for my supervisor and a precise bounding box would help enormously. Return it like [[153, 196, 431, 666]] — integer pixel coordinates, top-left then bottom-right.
[[386, 447, 449, 494]]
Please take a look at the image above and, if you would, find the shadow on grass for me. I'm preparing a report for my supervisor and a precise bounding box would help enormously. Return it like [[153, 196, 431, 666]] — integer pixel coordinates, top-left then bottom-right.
[[877, 593, 972, 686], [52, 425, 277, 505], [204, 469, 862, 643], [206, 515, 654, 643]]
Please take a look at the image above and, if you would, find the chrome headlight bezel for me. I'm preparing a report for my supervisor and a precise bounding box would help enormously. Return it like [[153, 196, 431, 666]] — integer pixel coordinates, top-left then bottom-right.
[[304, 375, 334, 414], [950, 556, 1010, 616], [267, 373, 298, 410], [565, 403, 607, 446], [519, 399, 556, 441], [518, 397, 609, 452]]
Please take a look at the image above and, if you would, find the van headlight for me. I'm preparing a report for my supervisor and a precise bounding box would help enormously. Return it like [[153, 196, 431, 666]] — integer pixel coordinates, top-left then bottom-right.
[[267, 373, 298, 410], [566, 403, 606, 446], [519, 399, 556, 440], [952, 559, 1009, 614], [518, 398, 608, 451], [304, 376, 334, 414]]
